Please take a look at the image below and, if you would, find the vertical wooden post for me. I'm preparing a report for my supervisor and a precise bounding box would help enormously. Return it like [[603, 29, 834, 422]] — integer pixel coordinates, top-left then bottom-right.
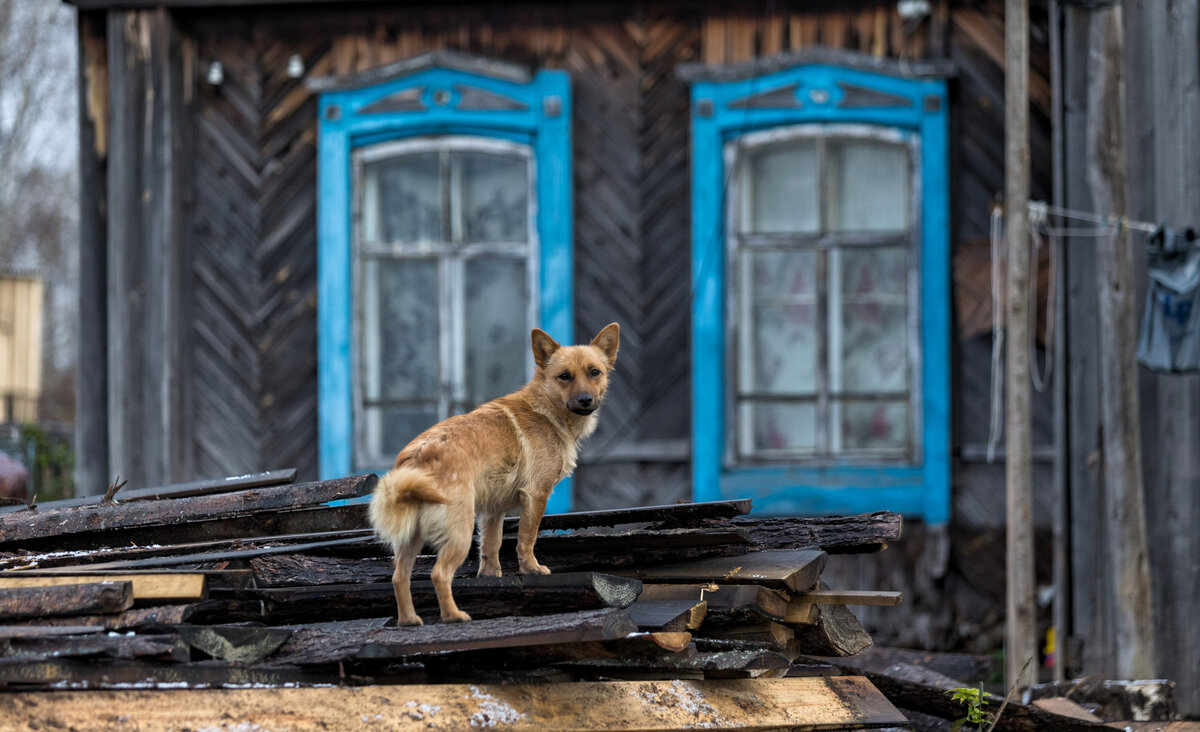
[[1085, 4, 1156, 680], [1004, 0, 1037, 693], [75, 10, 110, 496]]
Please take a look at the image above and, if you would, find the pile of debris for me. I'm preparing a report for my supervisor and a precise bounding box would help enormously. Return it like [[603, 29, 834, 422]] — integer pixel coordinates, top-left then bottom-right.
[[0, 470, 1132, 730]]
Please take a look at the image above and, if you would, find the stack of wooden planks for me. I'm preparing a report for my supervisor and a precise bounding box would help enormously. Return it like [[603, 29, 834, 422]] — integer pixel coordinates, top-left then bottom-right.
[[0, 470, 918, 729]]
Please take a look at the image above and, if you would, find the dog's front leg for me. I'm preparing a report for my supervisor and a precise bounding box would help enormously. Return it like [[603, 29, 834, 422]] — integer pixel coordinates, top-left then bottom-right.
[[517, 488, 552, 575], [476, 513, 504, 577]]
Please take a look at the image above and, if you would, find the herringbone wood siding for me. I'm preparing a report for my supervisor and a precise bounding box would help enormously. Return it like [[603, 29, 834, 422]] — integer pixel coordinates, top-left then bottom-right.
[[189, 19, 323, 480]]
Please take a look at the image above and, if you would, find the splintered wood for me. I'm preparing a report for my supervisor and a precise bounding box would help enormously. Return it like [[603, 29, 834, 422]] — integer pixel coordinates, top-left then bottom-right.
[[0, 472, 910, 729]]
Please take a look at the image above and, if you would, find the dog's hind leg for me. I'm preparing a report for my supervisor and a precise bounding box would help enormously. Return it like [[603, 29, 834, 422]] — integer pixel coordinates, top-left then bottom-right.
[[391, 540, 424, 626], [431, 513, 473, 623], [476, 513, 504, 578]]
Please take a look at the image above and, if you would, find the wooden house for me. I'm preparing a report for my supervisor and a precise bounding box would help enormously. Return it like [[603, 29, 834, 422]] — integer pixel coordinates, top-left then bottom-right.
[[63, 0, 1200, 714]]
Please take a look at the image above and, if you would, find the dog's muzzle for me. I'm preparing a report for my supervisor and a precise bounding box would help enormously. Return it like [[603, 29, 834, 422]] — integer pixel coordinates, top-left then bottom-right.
[[570, 395, 597, 415]]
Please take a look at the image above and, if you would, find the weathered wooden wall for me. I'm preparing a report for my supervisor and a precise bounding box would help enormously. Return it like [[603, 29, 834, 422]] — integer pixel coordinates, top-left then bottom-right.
[[75, 0, 1056, 663], [1063, 0, 1200, 715]]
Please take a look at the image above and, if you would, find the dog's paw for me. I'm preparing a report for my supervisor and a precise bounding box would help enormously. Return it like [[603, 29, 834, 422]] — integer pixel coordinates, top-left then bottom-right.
[[477, 562, 502, 578], [442, 610, 472, 623], [519, 561, 552, 576], [395, 614, 424, 627]]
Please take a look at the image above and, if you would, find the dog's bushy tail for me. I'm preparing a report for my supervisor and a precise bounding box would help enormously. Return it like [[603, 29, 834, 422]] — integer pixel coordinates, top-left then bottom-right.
[[368, 466, 447, 553]]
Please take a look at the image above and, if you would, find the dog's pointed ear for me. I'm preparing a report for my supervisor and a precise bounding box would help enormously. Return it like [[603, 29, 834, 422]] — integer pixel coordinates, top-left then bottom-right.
[[591, 323, 620, 367], [531, 328, 561, 369]]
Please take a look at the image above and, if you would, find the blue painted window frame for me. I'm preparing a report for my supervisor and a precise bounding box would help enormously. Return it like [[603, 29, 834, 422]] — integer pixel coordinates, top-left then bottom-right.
[[688, 63, 950, 522], [316, 62, 574, 513]]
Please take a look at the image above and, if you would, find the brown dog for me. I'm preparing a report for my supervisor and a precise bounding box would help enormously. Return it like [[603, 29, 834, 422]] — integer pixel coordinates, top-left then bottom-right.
[[368, 323, 620, 625]]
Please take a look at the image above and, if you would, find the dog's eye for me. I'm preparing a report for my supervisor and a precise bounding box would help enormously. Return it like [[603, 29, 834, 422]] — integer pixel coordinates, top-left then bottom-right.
[[589, 368, 602, 378], [557, 371, 572, 381]]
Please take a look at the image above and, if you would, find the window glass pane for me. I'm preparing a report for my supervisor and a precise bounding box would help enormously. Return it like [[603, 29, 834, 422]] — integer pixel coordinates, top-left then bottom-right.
[[740, 250, 818, 396], [742, 140, 819, 234], [362, 152, 441, 244], [362, 258, 439, 401], [361, 405, 439, 466], [838, 400, 909, 452], [459, 151, 528, 243], [465, 257, 529, 406], [836, 248, 909, 393], [739, 401, 817, 457], [830, 139, 908, 232]]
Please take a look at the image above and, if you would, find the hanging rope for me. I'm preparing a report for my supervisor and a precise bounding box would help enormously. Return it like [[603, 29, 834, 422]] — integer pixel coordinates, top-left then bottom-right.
[[1028, 205, 1056, 393], [987, 204, 1006, 463]]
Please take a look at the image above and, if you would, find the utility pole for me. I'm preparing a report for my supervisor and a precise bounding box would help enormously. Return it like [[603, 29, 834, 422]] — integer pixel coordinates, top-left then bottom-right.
[[1004, 0, 1037, 693], [1085, 3, 1156, 679]]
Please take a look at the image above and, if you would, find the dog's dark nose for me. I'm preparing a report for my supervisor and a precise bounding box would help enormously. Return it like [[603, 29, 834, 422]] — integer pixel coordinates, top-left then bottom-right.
[[576, 395, 594, 409]]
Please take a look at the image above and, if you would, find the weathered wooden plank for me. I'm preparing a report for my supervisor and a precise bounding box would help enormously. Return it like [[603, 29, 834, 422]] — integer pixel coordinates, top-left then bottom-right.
[[1, 633, 189, 663], [0, 574, 207, 604], [791, 603, 873, 657], [638, 584, 789, 622], [190, 572, 642, 625], [0, 626, 105, 639], [618, 550, 827, 592], [828, 660, 1108, 732], [0, 469, 298, 515], [525, 498, 753, 531], [0, 474, 374, 550], [18, 604, 194, 631], [271, 608, 637, 666], [625, 600, 707, 632], [0, 658, 326, 690], [0, 677, 909, 729], [795, 590, 903, 607], [730, 511, 902, 553], [0, 581, 133, 620]]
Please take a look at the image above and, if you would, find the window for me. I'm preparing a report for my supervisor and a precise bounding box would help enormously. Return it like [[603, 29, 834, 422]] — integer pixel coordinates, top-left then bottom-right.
[[354, 138, 537, 468], [684, 55, 950, 521], [315, 52, 573, 511], [730, 126, 918, 462]]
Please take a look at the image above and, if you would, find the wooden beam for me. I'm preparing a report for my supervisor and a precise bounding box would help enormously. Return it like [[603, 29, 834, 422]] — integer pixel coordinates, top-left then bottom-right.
[[618, 550, 826, 592], [793, 590, 903, 607], [0, 574, 207, 604], [0, 474, 375, 550], [1005, 0, 1037, 693], [626, 600, 707, 632], [521, 498, 753, 531], [0, 677, 909, 729], [270, 609, 638, 666], [0, 582, 133, 621], [0, 469, 298, 515], [191, 572, 642, 625], [19, 604, 194, 631], [638, 584, 789, 622], [730, 511, 902, 553]]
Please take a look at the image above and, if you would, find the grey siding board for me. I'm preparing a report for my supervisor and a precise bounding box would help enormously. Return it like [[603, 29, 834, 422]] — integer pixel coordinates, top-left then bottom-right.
[[105, 9, 189, 489]]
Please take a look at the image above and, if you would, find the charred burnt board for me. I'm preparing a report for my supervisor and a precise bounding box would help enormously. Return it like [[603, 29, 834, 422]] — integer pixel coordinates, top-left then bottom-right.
[[638, 583, 790, 626], [728, 511, 903, 553], [0, 581, 134, 621], [625, 600, 707, 632], [17, 604, 194, 631], [0, 469, 298, 516], [246, 540, 751, 588], [520, 498, 753, 531], [0, 658, 329, 690], [191, 572, 643, 625], [270, 608, 637, 666], [0, 632, 190, 663], [617, 549, 827, 593], [0, 474, 375, 551], [825, 659, 1109, 732], [0, 528, 373, 571]]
